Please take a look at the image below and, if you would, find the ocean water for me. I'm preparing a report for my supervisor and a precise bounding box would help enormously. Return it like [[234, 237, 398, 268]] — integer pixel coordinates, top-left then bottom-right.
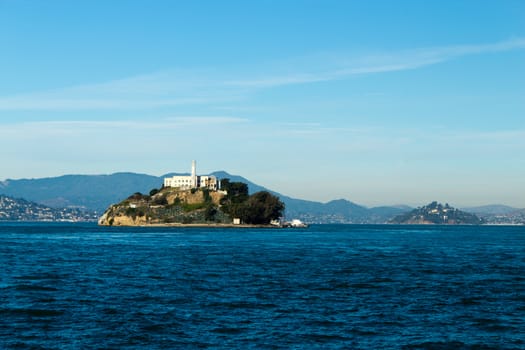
[[1, 223, 524, 349]]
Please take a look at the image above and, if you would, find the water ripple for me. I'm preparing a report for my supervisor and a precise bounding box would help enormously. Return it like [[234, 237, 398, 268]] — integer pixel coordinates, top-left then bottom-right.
[[1, 223, 524, 349]]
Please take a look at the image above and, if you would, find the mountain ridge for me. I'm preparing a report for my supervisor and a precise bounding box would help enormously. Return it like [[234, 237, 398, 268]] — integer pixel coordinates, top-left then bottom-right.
[[2, 172, 523, 224], [462, 204, 520, 215], [0, 171, 408, 223]]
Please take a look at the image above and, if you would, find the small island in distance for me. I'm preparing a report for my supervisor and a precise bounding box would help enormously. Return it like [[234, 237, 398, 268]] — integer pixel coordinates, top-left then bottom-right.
[[389, 201, 484, 225], [98, 161, 285, 227]]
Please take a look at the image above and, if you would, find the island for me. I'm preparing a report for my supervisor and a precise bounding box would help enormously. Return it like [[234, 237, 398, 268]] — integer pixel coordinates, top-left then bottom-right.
[[98, 161, 285, 227], [389, 201, 484, 225]]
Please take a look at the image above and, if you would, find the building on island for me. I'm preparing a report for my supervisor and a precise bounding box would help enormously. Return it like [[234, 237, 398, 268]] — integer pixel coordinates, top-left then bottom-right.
[[163, 160, 218, 190]]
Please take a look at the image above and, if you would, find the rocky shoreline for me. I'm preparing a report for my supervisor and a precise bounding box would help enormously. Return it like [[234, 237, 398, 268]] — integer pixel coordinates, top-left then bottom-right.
[[98, 181, 285, 227], [117, 222, 280, 228]]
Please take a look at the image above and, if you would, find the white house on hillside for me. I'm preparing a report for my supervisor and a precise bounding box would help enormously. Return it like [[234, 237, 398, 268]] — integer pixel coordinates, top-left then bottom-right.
[[164, 161, 218, 190]]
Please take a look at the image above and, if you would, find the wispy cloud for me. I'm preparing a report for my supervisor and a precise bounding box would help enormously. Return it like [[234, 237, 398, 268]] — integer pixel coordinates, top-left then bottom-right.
[[227, 37, 525, 88], [0, 117, 249, 138], [2, 117, 524, 153], [0, 70, 242, 111], [0, 37, 523, 111]]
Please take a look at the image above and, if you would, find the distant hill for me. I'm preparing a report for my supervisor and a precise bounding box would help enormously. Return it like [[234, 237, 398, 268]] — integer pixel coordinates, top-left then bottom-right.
[[4, 172, 521, 225], [210, 173, 409, 223], [472, 208, 525, 225], [0, 173, 162, 211], [460, 205, 525, 225], [390, 201, 484, 225], [462, 205, 519, 215], [0, 195, 97, 222], [205, 174, 409, 223], [0, 171, 408, 223]]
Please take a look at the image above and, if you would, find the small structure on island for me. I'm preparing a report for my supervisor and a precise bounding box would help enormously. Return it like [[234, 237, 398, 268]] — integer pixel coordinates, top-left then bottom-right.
[[163, 160, 218, 190]]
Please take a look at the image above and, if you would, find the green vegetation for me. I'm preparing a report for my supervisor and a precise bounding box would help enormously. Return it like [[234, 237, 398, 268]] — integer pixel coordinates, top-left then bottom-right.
[[102, 180, 285, 226], [220, 179, 249, 218], [202, 188, 212, 203], [125, 207, 136, 217], [221, 179, 284, 225], [241, 191, 285, 225], [221, 179, 249, 203], [182, 202, 207, 212], [204, 204, 218, 221], [153, 196, 168, 206]]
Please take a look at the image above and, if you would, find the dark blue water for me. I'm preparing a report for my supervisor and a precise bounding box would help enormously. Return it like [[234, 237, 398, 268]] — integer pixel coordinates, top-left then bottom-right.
[[1, 223, 524, 349]]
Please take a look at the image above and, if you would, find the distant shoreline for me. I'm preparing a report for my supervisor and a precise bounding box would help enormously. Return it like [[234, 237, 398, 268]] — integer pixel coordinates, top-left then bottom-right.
[[1, 221, 524, 227], [102, 223, 281, 228]]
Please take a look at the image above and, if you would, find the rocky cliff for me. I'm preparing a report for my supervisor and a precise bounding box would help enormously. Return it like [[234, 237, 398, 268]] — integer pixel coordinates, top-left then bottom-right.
[[98, 187, 228, 226]]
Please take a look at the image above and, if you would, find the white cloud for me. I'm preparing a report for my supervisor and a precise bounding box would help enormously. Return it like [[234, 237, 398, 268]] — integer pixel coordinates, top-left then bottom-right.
[[0, 117, 249, 136], [225, 37, 525, 88]]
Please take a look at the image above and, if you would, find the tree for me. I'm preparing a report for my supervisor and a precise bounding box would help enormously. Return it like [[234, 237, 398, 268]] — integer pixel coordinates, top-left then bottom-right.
[[220, 179, 249, 218], [221, 179, 249, 203], [241, 191, 284, 225], [204, 204, 218, 221], [220, 178, 230, 191], [202, 188, 212, 203], [128, 192, 144, 200], [153, 196, 168, 206], [219, 180, 284, 224]]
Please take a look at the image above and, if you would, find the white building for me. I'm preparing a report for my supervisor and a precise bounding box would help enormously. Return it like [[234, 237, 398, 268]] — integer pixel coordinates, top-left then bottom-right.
[[164, 160, 218, 190]]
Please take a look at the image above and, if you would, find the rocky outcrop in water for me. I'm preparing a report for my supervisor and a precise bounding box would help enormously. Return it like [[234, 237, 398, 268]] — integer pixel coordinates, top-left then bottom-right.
[[389, 201, 484, 225], [98, 187, 228, 226]]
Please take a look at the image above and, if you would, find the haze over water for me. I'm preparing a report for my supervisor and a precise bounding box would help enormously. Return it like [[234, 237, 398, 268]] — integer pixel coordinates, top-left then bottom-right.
[[1, 223, 524, 349]]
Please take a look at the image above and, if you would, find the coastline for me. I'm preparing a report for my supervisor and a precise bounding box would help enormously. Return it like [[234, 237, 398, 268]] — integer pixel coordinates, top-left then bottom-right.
[[100, 222, 282, 228]]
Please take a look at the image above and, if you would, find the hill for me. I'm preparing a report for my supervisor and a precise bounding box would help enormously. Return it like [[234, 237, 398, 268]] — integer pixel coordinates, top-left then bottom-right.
[[0, 173, 160, 211], [211, 173, 408, 223], [462, 205, 519, 215], [98, 184, 284, 227], [1, 172, 408, 223], [4, 172, 520, 224], [0, 195, 97, 222], [390, 202, 484, 225], [98, 187, 228, 226]]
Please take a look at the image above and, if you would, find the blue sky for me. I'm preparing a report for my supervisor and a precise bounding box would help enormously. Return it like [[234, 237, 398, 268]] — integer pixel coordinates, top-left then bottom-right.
[[1, 0, 524, 207]]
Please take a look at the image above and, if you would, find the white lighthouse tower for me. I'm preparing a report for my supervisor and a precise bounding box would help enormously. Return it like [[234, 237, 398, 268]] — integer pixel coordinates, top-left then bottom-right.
[[191, 160, 197, 187]]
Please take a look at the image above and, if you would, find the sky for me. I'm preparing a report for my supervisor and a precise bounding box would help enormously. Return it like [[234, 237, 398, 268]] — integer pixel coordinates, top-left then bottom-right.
[[0, 0, 524, 207]]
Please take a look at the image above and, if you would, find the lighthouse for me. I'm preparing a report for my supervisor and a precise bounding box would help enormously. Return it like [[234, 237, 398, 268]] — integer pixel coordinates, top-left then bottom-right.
[[163, 160, 218, 190], [191, 160, 197, 187]]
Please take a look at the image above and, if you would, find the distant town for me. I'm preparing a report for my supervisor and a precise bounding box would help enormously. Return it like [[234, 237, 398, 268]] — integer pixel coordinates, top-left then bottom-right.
[[0, 195, 98, 222]]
